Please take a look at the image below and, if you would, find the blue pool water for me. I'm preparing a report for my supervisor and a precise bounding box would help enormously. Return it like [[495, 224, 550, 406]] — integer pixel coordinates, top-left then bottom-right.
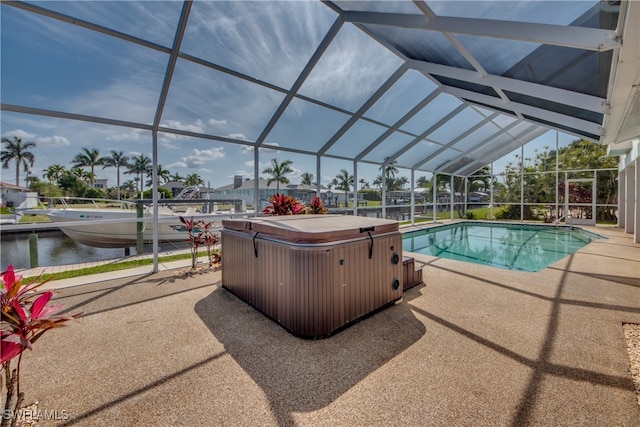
[[402, 222, 601, 272]]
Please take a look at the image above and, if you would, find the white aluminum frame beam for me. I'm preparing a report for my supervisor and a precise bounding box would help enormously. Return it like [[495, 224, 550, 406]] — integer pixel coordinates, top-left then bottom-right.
[[343, 11, 619, 52], [412, 112, 500, 169], [318, 64, 409, 156], [408, 59, 607, 113], [254, 16, 344, 147], [444, 87, 603, 136]]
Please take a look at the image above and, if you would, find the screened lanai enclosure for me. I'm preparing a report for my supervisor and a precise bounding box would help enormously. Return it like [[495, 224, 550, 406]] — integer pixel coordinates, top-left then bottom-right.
[[2, 1, 639, 269]]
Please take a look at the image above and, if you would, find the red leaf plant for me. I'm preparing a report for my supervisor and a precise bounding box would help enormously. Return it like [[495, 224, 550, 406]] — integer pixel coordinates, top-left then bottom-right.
[[201, 221, 221, 267], [305, 196, 328, 214], [179, 216, 206, 269], [262, 194, 304, 216], [179, 217, 221, 269], [1, 265, 81, 427]]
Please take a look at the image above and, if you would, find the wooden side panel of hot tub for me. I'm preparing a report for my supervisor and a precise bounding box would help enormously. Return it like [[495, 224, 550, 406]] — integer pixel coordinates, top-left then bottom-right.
[[221, 230, 403, 338]]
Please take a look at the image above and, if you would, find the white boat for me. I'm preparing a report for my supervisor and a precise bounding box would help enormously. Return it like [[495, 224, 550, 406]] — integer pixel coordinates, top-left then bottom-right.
[[15, 187, 247, 248]]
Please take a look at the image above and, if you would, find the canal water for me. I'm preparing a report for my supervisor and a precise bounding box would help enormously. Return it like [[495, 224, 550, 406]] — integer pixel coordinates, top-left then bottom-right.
[[1, 230, 188, 271]]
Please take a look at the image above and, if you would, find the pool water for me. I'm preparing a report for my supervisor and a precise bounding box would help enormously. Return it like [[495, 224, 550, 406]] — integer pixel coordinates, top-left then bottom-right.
[[402, 222, 601, 272]]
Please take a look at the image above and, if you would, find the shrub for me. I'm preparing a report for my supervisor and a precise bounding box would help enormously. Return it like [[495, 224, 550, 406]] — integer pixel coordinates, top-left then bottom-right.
[[262, 194, 304, 216], [1, 265, 81, 426]]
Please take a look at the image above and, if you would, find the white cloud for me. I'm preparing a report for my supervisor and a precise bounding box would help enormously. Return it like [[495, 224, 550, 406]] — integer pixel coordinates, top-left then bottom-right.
[[240, 143, 280, 155], [36, 135, 71, 147], [1, 129, 37, 140], [167, 147, 225, 170], [227, 133, 248, 141], [209, 118, 227, 126]]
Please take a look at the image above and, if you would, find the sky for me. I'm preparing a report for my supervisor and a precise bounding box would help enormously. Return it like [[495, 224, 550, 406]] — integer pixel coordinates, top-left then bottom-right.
[[0, 1, 592, 191]]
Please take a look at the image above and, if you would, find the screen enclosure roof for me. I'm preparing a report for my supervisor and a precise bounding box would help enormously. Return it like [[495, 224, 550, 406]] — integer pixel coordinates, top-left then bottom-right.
[[1, 0, 638, 177]]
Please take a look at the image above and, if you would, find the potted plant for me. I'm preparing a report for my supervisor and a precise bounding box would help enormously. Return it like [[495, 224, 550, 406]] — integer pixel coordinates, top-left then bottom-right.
[[1, 265, 81, 427]]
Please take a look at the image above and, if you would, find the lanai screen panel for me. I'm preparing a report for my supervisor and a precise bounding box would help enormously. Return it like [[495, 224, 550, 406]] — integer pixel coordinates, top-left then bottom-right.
[[1, 0, 623, 179]]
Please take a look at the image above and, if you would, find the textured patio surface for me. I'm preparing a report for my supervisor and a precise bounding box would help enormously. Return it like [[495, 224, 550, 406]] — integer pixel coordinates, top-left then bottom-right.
[[13, 225, 640, 426]]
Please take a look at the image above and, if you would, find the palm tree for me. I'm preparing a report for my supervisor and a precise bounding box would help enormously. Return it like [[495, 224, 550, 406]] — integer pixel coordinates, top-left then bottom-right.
[[299, 172, 314, 186], [1, 136, 36, 186], [122, 180, 137, 199], [358, 178, 369, 190], [146, 164, 171, 187], [335, 169, 354, 207], [378, 157, 399, 201], [169, 172, 184, 183], [71, 167, 92, 183], [262, 158, 293, 194], [71, 147, 106, 187], [184, 173, 204, 187], [43, 164, 65, 198], [43, 164, 65, 185], [102, 150, 130, 200], [126, 154, 152, 198]]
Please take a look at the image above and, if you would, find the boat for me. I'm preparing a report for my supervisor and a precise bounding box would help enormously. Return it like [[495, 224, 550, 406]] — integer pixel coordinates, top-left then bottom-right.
[[14, 187, 248, 248]]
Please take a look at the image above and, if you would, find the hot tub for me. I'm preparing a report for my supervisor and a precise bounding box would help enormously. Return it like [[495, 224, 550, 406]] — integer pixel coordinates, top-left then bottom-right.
[[221, 215, 403, 338]]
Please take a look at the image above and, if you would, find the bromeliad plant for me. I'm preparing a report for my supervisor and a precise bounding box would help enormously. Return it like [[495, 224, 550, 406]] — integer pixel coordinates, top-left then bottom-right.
[[262, 194, 304, 216], [305, 196, 328, 214], [1, 265, 81, 427]]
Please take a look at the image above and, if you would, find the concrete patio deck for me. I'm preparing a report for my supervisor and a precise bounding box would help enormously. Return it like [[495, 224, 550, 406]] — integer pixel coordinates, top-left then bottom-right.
[[11, 225, 640, 426]]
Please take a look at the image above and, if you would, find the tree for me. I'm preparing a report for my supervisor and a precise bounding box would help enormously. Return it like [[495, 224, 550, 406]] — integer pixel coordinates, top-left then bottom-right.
[[58, 169, 89, 197], [71, 147, 106, 187], [126, 154, 152, 199], [358, 178, 369, 190], [262, 158, 293, 194], [334, 169, 354, 207], [1, 136, 36, 186], [146, 164, 171, 188], [102, 150, 130, 200], [299, 172, 314, 186], [43, 164, 66, 198], [184, 173, 204, 187], [378, 157, 399, 202], [122, 180, 137, 199], [169, 172, 184, 183]]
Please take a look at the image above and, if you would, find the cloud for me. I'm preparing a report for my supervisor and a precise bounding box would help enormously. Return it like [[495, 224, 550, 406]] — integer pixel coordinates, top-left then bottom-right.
[[167, 147, 225, 170], [240, 142, 280, 155], [209, 118, 227, 126], [227, 133, 248, 141], [36, 135, 71, 147], [1, 129, 37, 140]]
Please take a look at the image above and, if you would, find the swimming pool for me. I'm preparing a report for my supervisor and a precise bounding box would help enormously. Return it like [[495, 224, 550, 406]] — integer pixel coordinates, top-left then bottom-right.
[[402, 222, 602, 272]]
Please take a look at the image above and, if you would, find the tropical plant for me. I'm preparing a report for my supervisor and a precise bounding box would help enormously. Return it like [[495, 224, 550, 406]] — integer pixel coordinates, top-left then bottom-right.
[[262, 158, 293, 194], [201, 222, 221, 266], [42, 164, 65, 186], [126, 154, 152, 199], [299, 172, 314, 186], [305, 196, 328, 214], [334, 169, 354, 207], [184, 173, 204, 187], [102, 151, 130, 200], [1, 265, 81, 427], [179, 217, 204, 269], [262, 194, 304, 215], [71, 147, 106, 187], [1, 136, 36, 186]]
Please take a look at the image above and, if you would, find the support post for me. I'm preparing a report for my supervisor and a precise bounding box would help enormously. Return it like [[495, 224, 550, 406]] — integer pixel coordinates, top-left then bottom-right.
[[28, 233, 38, 268], [136, 202, 144, 255]]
